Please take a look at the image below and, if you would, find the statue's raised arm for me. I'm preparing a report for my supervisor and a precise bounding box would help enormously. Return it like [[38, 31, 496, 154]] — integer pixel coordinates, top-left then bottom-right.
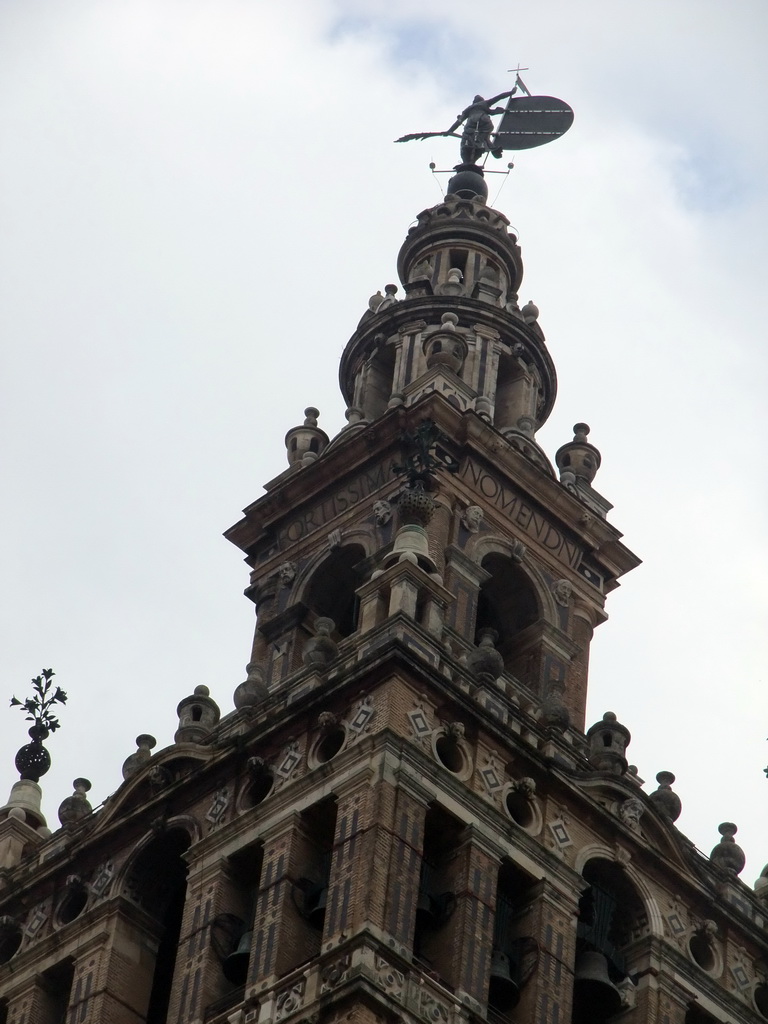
[[395, 85, 574, 166]]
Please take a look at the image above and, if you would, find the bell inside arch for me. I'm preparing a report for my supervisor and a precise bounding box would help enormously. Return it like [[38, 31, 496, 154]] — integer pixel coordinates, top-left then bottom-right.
[[303, 881, 328, 929], [222, 929, 252, 985], [488, 948, 520, 1010], [573, 950, 622, 1019]]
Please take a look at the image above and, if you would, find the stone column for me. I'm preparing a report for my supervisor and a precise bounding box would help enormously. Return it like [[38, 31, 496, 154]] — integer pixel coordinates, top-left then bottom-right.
[[374, 776, 429, 954], [167, 851, 259, 1024], [438, 825, 499, 1009], [66, 929, 150, 1023], [323, 771, 376, 943], [566, 605, 594, 732], [6, 981, 55, 1024], [654, 976, 696, 1024], [246, 812, 319, 999], [442, 546, 490, 640], [515, 878, 580, 1024]]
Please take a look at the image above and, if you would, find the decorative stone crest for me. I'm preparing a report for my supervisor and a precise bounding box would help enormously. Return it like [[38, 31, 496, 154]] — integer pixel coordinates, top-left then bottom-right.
[[374, 955, 405, 998], [274, 740, 302, 788], [408, 699, 433, 744], [547, 814, 573, 856], [275, 979, 305, 1020], [90, 860, 115, 899], [419, 989, 450, 1023], [320, 953, 351, 992], [205, 786, 231, 829], [347, 695, 375, 735]]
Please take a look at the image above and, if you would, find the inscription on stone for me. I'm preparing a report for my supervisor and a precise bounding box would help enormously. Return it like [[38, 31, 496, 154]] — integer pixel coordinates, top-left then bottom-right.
[[460, 460, 582, 569], [274, 458, 399, 550]]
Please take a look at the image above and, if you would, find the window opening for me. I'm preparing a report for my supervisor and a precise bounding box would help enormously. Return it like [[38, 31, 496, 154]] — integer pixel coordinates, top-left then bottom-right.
[[413, 805, 461, 975], [305, 545, 366, 638], [573, 859, 643, 1024], [476, 555, 538, 681]]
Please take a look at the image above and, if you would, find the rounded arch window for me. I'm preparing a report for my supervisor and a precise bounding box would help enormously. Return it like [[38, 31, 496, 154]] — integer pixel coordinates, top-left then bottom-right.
[[573, 858, 647, 1022], [304, 544, 366, 638], [476, 554, 539, 680]]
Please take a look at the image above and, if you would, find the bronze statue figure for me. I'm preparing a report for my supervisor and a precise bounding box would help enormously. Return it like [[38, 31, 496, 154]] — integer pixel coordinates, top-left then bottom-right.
[[396, 90, 517, 165]]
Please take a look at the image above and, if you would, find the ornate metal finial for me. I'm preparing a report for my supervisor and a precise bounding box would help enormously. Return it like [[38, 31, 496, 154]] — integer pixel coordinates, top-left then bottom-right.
[[10, 669, 67, 782], [393, 418, 459, 493], [395, 80, 574, 170]]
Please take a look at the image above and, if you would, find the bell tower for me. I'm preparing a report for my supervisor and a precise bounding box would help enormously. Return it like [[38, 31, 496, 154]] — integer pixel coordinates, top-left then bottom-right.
[[228, 161, 638, 739], [6, 89, 765, 1024], [220, 143, 644, 1021]]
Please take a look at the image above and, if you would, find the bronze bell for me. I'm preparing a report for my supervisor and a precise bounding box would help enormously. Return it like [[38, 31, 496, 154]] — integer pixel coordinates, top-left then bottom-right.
[[488, 949, 520, 1010], [416, 888, 436, 926], [305, 884, 328, 929], [573, 951, 622, 1019], [222, 929, 252, 985]]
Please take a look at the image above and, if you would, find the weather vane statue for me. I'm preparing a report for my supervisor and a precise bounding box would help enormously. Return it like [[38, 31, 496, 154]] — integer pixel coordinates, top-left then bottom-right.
[[395, 73, 574, 197]]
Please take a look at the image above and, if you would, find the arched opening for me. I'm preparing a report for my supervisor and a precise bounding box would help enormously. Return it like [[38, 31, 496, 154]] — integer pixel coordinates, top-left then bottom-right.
[[476, 554, 539, 683], [413, 804, 462, 983], [488, 860, 539, 1018], [124, 827, 191, 1024], [572, 859, 645, 1024], [38, 959, 75, 1022], [284, 797, 339, 974], [207, 843, 264, 1015], [305, 544, 366, 638]]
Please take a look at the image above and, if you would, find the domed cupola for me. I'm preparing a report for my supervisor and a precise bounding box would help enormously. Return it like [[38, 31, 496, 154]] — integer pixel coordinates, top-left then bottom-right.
[[338, 186, 557, 476]]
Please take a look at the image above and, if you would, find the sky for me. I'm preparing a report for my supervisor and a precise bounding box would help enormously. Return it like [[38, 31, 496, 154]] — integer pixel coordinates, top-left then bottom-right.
[[0, 1, 766, 881]]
